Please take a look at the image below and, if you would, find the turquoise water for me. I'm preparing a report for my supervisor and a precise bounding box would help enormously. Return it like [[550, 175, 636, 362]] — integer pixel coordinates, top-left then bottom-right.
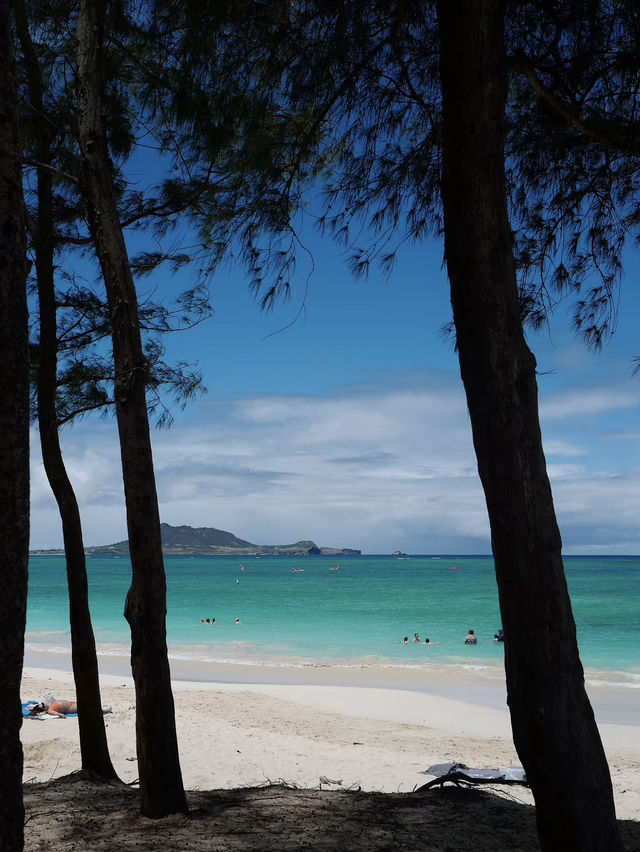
[[25, 554, 640, 686]]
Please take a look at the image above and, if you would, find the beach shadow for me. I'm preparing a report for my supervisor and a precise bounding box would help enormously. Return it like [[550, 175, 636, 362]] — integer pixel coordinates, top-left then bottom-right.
[[22, 775, 640, 851]]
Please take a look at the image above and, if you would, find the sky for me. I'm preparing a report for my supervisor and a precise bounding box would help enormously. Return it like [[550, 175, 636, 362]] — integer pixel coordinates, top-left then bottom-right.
[[30, 213, 640, 555]]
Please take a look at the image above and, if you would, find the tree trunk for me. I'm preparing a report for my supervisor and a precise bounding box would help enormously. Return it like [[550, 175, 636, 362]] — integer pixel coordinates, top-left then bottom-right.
[[436, 2, 621, 849], [75, 0, 187, 818], [0, 0, 30, 847], [36, 211, 118, 781], [12, 0, 117, 781]]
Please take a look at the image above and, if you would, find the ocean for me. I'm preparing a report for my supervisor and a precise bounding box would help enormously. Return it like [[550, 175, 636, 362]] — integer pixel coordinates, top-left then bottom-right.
[[25, 553, 640, 689]]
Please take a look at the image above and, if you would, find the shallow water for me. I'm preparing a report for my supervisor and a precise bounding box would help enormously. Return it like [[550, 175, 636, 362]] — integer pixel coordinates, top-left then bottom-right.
[[26, 553, 640, 688]]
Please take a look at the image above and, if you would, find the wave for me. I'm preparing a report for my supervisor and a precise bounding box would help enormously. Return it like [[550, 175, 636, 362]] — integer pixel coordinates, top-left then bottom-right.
[[26, 630, 69, 637], [584, 667, 640, 690], [20, 638, 640, 690]]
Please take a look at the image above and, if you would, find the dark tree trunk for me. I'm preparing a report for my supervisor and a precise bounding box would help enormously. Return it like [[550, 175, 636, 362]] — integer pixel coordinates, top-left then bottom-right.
[[12, 0, 117, 781], [436, 2, 621, 850], [75, 0, 187, 818], [0, 0, 30, 847], [35, 202, 118, 781]]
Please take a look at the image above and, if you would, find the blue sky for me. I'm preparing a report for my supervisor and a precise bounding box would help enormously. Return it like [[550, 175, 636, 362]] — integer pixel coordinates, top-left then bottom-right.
[[30, 212, 640, 554]]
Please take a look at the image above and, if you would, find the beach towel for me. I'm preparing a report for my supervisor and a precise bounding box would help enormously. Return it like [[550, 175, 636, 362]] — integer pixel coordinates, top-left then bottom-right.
[[419, 761, 528, 788]]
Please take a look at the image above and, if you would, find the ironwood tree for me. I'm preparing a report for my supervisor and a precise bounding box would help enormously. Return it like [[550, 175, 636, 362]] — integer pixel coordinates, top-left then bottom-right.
[[9, 0, 636, 841], [0, 0, 30, 845], [13, 0, 117, 779], [14, 0, 208, 785], [75, 0, 187, 817], [436, 3, 620, 848], [506, 1, 640, 347], [149, 1, 636, 847]]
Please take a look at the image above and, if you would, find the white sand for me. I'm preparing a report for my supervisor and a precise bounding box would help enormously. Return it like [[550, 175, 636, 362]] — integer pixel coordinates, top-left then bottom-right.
[[20, 661, 640, 821]]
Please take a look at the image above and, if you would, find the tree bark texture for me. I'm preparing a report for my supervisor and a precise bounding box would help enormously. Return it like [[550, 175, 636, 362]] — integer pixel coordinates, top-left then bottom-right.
[[436, 2, 621, 850], [76, 0, 187, 817], [0, 0, 30, 847], [12, 0, 117, 781]]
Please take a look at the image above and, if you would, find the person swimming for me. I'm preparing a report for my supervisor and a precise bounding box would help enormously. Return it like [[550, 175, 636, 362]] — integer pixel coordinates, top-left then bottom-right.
[[464, 629, 478, 645]]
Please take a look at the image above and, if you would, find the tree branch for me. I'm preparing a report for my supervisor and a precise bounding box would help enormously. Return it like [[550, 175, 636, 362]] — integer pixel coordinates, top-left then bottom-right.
[[510, 56, 640, 156]]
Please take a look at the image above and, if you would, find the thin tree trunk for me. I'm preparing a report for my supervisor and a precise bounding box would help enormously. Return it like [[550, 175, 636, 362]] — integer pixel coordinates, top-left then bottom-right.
[[0, 0, 30, 847], [12, 0, 117, 781], [436, 2, 621, 849], [75, 0, 187, 817], [37, 244, 118, 780]]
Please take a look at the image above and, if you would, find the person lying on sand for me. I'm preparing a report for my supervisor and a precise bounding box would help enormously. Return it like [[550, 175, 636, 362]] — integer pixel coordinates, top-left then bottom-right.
[[30, 699, 112, 717]]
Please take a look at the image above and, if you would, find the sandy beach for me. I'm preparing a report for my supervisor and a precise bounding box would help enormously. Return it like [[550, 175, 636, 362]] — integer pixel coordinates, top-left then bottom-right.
[[20, 659, 640, 850]]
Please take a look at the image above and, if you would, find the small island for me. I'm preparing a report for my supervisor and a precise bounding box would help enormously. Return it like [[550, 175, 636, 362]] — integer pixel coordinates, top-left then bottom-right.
[[81, 523, 361, 557]]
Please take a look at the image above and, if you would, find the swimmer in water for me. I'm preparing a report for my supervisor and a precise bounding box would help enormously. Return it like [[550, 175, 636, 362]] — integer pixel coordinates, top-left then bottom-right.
[[464, 629, 478, 645]]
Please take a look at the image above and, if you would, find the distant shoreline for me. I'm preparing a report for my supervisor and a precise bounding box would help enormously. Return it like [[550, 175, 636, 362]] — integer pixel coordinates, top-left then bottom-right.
[[30, 522, 362, 556], [28, 548, 364, 557], [28, 550, 640, 557]]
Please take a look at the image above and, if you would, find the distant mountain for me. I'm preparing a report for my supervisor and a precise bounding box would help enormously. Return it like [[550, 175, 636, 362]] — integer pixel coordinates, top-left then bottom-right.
[[86, 523, 361, 556]]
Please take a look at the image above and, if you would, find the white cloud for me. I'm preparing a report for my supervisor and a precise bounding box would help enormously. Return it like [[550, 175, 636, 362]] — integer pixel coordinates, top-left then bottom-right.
[[599, 430, 640, 442], [552, 471, 640, 554], [543, 440, 588, 458], [540, 386, 638, 419], [29, 376, 640, 554]]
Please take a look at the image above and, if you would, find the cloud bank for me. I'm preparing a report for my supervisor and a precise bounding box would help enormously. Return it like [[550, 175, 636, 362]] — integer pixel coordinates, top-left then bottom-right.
[[30, 374, 640, 554]]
